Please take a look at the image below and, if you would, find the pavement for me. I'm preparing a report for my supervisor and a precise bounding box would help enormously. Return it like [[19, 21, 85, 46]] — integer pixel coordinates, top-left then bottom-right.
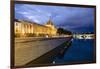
[[15, 37, 71, 66]]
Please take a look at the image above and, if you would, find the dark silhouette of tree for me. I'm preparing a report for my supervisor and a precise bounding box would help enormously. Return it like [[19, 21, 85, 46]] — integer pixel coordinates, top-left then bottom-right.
[[57, 28, 72, 35]]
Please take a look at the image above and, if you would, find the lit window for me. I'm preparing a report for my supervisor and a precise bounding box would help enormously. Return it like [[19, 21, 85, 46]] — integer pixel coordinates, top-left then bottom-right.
[[16, 29, 18, 32]]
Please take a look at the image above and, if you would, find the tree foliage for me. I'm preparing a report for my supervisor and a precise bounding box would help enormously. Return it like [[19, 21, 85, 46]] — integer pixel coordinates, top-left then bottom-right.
[[57, 28, 72, 35]]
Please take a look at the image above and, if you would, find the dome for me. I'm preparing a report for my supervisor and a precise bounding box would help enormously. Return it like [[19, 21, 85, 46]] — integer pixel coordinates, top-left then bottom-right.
[[46, 19, 54, 25]]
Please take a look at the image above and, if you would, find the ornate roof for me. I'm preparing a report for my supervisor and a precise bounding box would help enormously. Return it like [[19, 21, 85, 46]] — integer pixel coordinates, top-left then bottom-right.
[[46, 19, 54, 25]]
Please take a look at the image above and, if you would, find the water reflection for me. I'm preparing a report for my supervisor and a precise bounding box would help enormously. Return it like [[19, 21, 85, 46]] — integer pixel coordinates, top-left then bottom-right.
[[52, 38, 95, 64], [52, 41, 72, 64]]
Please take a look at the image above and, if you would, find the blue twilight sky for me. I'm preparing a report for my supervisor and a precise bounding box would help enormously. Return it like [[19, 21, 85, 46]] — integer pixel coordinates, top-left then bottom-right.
[[15, 4, 95, 33]]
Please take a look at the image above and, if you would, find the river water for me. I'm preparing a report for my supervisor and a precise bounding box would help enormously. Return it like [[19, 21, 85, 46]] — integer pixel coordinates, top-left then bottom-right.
[[52, 38, 95, 64]]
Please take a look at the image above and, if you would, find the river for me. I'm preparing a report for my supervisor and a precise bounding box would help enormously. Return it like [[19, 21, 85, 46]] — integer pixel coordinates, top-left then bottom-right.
[[52, 38, 95, 64]]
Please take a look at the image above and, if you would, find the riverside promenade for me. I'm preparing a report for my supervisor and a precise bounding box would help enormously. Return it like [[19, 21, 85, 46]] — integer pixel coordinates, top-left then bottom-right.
[[15, 37, 72, 66]]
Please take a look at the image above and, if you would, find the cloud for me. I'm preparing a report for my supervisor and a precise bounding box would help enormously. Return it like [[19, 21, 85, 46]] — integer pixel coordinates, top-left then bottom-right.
[[15, 4, 95, 33]]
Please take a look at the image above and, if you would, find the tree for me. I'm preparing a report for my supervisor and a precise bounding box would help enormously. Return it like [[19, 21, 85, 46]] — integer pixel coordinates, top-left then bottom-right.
[[57, 28, 72, 35]]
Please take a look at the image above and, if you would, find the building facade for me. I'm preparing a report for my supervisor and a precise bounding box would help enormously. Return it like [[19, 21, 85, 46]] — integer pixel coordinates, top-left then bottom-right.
[[14, 19, 57, 37]]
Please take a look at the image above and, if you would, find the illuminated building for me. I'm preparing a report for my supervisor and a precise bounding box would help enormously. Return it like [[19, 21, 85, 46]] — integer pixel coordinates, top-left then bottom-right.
[[14, 19, 57, 37]]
